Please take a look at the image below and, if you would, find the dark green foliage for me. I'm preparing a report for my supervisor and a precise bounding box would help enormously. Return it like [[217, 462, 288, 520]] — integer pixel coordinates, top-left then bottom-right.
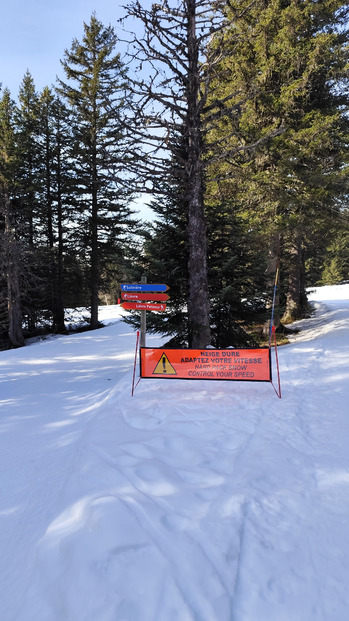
[[124, 173, 190, 346], [320, 228, 349, 285], [206, 201, 267, 346], [0, 88, 25, 347], [206, 0, 349, 325], [15, 71, 41, 247]]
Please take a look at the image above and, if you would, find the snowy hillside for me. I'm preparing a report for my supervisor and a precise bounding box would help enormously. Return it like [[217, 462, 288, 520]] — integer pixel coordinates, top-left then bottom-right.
[[1, 284, 349, 621]]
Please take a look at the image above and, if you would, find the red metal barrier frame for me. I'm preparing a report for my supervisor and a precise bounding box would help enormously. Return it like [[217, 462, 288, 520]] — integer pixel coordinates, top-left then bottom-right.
[[140, 347, 272, 382]]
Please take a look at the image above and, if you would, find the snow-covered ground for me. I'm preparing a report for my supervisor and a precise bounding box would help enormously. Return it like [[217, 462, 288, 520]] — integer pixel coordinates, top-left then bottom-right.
[[1, 284, 348, 621]]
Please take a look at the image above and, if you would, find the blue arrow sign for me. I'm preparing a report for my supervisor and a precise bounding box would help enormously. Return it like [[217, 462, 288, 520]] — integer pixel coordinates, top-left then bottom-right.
[[121, 283, 169, 292]]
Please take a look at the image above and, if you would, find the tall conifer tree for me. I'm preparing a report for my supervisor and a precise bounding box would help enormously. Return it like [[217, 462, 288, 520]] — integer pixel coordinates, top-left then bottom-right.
[[37, 88, 71, 332], [58, 14, 134, 328], [16, 71, 40, 248], [0, 89, 25, 347]]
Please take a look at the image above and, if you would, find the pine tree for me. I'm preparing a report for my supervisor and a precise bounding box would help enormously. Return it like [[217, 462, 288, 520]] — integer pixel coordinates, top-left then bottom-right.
[[14, 71, 48, 333], [319, 226, 349, 286], [36, 88, 70, 332], [58, 13, 135, 329], [15, 71, 40, 248], [140, 134, 190, 346], [0, 89, 25, 347]]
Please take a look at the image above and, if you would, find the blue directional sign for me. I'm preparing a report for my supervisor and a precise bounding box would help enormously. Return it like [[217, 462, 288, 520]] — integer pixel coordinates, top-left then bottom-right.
[[121, 283, 169, 292]]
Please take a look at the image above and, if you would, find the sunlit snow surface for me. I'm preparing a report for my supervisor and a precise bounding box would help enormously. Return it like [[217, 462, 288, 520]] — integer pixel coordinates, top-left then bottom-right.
[[1, 285, 349, 620]]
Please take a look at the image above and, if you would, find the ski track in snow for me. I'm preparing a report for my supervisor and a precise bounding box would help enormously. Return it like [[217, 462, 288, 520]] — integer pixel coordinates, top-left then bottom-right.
[[1, 287, 349, 620]]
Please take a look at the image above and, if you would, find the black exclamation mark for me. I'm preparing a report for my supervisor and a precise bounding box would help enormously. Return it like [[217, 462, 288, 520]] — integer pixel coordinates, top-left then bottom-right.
[[162, 355, 167, 373]]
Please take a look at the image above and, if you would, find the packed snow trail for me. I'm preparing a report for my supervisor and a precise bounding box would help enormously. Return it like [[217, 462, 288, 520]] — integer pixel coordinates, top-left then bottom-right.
[[1, 286, 349, 620]]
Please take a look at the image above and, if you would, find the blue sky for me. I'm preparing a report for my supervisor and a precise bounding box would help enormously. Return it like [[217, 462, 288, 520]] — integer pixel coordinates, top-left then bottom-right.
[[0, 0, 141, 98]]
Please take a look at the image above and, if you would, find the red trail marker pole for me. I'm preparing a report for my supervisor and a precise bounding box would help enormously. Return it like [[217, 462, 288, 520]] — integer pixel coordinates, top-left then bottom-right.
[[271, 326, 282, 398], [132, 331, 140, 397]]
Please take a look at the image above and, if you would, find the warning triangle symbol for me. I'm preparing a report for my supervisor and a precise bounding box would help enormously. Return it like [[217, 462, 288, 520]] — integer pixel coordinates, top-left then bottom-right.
[[153, 352, 177, 375]]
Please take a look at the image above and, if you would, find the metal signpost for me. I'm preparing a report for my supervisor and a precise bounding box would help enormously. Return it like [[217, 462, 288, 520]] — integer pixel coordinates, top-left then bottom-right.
[[120, 277, 169, 348], [140, 276, 147, 348]]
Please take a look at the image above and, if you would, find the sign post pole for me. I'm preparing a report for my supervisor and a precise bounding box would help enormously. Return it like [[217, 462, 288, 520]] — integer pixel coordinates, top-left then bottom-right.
[[140, 274, 147, 348]]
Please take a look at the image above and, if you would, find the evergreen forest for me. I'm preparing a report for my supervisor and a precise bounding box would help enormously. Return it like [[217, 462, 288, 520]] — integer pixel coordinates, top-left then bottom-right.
[[0, 1, 348, 350]]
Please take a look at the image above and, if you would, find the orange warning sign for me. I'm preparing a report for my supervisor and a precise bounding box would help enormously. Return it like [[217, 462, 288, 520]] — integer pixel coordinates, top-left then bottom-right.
[[140, 348, 271, 381]]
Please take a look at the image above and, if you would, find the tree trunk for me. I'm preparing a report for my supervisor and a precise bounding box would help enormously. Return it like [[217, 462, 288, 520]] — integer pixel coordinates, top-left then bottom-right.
[[44, 115, 63, 333], [263, 232, 281, 338], [186, 0, 211, 348], [282, 232, 306, 323], [90, 145, 99, 330], [53, 130, 65, 333], [4, 192, 25, 348]]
